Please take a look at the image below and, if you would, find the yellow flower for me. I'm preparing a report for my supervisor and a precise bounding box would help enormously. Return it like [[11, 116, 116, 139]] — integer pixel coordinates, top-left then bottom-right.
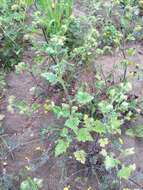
[[84, 114, 88, 120], [44, 103, 48, 108], [119, 138, 123, 144], [63, 185, 70, 190], [87, 187, 93, 190], [51, 3, 55, 8], [25, 156, 29, 160], [43, 103, 52, 111], [35, 147, 41, 151], [71, 13, 74, 18], [25, 165, 30, 171]]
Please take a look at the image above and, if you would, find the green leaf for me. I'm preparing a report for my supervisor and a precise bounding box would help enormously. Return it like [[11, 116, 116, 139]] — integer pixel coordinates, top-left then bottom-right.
[[20, 180, 30, 190], [26, 176, 37, 189], [71, 106, 78, 114], [114, 38, 120, 47], [31, 103, 39, 111], [98, 101, 113, 113], [126, 34, 135, 41], [94, 120, 106, 133], [15, 101, 29, 115], [8, 96, 15, 104], [105, 155, 120, 169], [33, 178, 43, 188], [105, 156, 116, 169], [108, 88, 116, 99], [100, 149, 107, 157], [66, 136, 72, 142], [55, 140, 69, 157], [139, 1, 143, 8], [24, 0, 33, 6], [61, 104, 70, 117], [74, 150, 86, 164], [60, 128, 68, 137], [84, 117, 95, 131], [76, 128, 93, 142], [53, 106, 62, 118], [111, 119, 123, 129], [96, 48, 104, 55], [44, 104, 52, 111], [120, 148, 134, 158], [118, 164, 136, 179], [53, 105, 70, 118], [126, 48, 135, 57], [45, 47, 56, 56], [53, 106, 61, 113], [76, 88, 94, 105], [120, 102, 129, 112], [125, 129, 134, 137], [65, 117, 80, 134], [7, 105, 14, 113], [135, 125, 143, 137], [41, 72, 57, 83]]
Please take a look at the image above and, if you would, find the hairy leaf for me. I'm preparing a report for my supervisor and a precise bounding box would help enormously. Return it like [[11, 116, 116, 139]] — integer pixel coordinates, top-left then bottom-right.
[[120, 148, 134, 158], [118, 164, 136, 179], [94, 120, 106, 133], [76, 128, 93, 142], [41, 72, 57, 83], [55, 140, 69, 157], [76, 88, 94, 105], [65, 117, 80, 134]]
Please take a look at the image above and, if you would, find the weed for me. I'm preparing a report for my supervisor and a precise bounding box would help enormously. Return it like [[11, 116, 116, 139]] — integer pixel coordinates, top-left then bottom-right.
[[1, 0, 143, 189]]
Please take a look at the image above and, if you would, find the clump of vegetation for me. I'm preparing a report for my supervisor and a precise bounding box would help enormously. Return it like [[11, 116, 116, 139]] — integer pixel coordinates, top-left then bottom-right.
[[0, 0, 26, 70], [1, 0, 143, 189]]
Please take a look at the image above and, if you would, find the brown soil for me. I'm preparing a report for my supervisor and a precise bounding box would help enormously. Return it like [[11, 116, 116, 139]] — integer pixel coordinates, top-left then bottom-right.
[[96, 44, 143, 189], [1, 45, 143, 190], [1, 1, 143, 190]]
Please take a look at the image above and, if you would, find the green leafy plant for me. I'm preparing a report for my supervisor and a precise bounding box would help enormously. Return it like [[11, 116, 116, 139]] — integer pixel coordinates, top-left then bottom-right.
[[6, 0, 143, 189], [65, 18, 85, 50], [0, 0, 26, 69], [27, 0, 74, 37], [0, 69, 6, 98], [0, 173, 20, 190], [90, 0, 141, 81], [20, 176, 43, 190]]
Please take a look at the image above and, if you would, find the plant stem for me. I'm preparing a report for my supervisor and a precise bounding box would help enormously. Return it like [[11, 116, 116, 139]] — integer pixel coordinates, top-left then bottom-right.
[[59, 153, 67, 190], [30, 72, 57, 102], [121, 24, 127, 82], [30, 72, 49, 91], [60, 79, 72, 108], [1, 137, 15, 160], [0, 26, 17, 46], [41, 27, 57, 65], [128, 177, 143, 189], [100, 65, 108, 87], [121, 49, 127, 82]]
